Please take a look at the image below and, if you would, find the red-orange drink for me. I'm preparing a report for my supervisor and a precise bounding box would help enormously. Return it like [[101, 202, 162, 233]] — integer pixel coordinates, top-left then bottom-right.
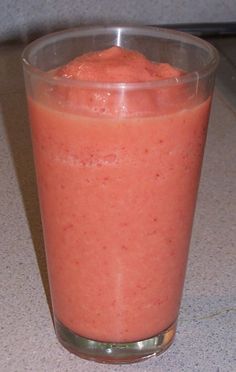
[[23, 27, 218, 363]]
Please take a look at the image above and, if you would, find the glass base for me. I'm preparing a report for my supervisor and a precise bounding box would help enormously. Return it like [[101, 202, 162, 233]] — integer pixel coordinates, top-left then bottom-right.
[[55, 318, 176, 364]]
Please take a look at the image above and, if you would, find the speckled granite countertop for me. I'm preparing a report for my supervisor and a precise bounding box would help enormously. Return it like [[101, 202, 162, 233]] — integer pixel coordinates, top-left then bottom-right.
[[0, 38, 236, 372]]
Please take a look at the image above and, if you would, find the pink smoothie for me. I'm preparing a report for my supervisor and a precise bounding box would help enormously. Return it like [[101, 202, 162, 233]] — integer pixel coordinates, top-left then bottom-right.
[[28, 47, 210, 342]]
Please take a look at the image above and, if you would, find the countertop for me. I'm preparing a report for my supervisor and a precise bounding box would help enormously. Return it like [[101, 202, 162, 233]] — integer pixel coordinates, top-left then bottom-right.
[[0, 37, 236, 372]]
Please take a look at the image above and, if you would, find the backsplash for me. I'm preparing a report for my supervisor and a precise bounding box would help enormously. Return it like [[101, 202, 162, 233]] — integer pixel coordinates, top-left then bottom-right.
[[2, 0, 236, 42]]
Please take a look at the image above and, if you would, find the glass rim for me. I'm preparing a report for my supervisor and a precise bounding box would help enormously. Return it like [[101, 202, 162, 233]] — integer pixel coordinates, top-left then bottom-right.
[[22, 25, 219, 90]]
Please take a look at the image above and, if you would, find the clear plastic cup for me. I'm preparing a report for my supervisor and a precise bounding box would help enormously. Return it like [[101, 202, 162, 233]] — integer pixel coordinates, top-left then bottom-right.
[[22, 26, 218, 363]]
